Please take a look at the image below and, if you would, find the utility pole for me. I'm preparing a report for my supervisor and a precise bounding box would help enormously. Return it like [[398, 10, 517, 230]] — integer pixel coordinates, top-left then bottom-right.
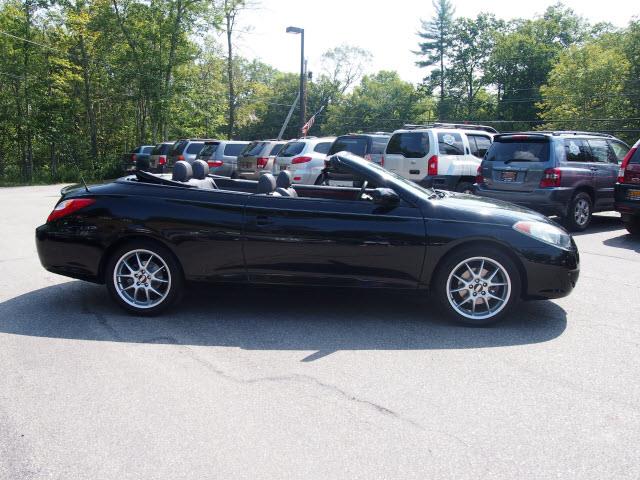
[[286, 26, 305, 134]]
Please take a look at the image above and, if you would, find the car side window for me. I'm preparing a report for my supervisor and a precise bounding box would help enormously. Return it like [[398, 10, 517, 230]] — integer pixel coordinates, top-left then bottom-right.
[[609, 141, 629, 163], [437, 132, 464, 155], [587, 139, 610, 163], [467, 135, 491, 158], [314, 142, 332, 154], [564, 139, 591, 162]]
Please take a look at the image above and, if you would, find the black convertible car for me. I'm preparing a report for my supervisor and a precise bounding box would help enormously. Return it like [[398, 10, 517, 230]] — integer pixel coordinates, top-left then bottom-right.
[[36, 153, 579, 325]]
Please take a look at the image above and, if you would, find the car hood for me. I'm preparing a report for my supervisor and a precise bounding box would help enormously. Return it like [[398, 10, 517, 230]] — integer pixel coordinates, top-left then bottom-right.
[[426, 191, 562, 228]]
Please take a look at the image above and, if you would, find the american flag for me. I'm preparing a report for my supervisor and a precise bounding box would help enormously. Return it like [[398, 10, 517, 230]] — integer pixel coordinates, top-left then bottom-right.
[[301, 106, 324, 136]]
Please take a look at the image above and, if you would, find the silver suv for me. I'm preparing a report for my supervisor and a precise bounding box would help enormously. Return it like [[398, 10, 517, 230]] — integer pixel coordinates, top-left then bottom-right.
[[236, 140, 285, 180], [196, 140, 250, 177], [273, 137, 335, 184], [167, 139, 211, 169]]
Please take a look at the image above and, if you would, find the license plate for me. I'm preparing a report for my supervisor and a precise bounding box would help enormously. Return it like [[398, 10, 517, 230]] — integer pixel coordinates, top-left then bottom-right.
[[628, 189, 640, 201], [501, 171, 517, 182], [241, 162, 252, 170]]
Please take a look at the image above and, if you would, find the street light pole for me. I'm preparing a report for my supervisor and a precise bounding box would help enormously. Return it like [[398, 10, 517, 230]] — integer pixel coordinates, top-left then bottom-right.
[[286, 26, 305, 136]]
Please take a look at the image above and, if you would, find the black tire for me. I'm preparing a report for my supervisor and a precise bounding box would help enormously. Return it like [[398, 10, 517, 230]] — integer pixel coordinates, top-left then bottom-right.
[[314, 174, 326, 185], [456, 181, 474, 194], [433, 245, 522, 326], [105, 239, 183, 316], [625, 218, 640, 236], [230, 171, 238, 179], [562, 192, 592, 232]]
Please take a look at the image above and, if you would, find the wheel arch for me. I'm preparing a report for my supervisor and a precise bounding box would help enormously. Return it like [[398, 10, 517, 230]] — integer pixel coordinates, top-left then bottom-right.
[[572, 184, 595, 204], [428, 239, 528, 299], [98, 234, 183, 284]]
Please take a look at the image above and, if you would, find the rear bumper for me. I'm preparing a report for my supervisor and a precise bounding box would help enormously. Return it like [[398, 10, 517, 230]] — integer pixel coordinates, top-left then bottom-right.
[[614, 184, 640, 219], [474, 185, 574, 217], [209, 163, 234, 177], [36, 224, 103, 283]]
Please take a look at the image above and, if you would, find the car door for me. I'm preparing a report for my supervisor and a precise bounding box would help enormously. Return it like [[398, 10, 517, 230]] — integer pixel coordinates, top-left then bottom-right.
[[242, 192, 426, 288], [563, 138, 596, 193], [587, 138, 618, 210], [155, 188, 249, 282], [437, 131, 469, 176]]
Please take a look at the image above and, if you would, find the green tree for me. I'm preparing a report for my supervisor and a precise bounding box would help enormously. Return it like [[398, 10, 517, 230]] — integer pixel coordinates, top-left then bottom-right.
[[415, 0, 455, 119], [538, 37, 632, 135], [322, 71, 430, 134]]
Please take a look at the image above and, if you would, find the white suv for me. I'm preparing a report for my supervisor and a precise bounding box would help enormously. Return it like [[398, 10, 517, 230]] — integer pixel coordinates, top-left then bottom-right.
[[383, 124, 495, 193], [274, 137, 335, 184]]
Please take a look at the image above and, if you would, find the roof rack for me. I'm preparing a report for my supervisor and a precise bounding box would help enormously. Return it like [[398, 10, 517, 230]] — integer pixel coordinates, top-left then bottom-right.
[[402, 123, 499, 134], [515, 130, 615, 138]]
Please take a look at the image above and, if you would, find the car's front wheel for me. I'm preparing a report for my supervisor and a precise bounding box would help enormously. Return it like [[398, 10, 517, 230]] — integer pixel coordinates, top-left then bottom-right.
[[434, 246, 521, 326], [105, 240, 183, 315]]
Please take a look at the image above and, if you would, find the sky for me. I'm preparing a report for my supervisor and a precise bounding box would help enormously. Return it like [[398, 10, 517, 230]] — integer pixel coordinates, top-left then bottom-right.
[[229, 0, 639, 85]]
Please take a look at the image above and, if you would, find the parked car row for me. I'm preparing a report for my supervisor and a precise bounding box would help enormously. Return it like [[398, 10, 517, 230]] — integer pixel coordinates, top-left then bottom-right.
[[125, 123, 637, 234]]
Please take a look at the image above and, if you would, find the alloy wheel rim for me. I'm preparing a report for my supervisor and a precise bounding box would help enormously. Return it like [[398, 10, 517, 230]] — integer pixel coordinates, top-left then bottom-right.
[[113, 249, 171, 309], [574, 199, 590, 226], [446, 256, 511, 320]]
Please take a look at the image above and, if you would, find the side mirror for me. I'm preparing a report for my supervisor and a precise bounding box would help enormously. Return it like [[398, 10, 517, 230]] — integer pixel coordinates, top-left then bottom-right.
[[371, 188, 400, 207]]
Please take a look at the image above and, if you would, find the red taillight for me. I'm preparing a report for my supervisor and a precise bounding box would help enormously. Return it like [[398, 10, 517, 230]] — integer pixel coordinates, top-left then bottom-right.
[[380, 155, 385, 167], [178, 155, 185, 161], [131, 154, 137, 162], [291, 156, 312, 165], [293, 176, 302, 181], [364, 154, 372, 161], [427, 155, 438, 176], [540, 168, 562, 188], [158, 156, 166, 165], [47, 198, 96, 223], [208, 160, 223, 168], [618, 147, 637, 183], [256, 157, 269, 168], [476, 165, 484, 184]]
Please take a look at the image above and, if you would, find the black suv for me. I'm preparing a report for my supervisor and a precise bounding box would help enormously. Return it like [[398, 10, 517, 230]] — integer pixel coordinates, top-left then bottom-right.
[[474, 131, 630, 231], [614, 138, 640, 235]]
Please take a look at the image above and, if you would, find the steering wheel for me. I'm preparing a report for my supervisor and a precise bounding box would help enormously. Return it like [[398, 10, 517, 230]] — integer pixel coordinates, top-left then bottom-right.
[[358, 180, 369, 200]]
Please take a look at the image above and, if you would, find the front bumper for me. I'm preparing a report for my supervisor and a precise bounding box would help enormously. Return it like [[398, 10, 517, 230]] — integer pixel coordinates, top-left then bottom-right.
[[474, 185, 574, 217], [519, 243, 580, 300]]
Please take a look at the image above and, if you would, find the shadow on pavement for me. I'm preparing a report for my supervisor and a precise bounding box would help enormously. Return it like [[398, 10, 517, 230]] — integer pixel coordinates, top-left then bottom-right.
[[572, 214, 625, 236], [602, 232, 640, 253], [0, 281, 567, 361]]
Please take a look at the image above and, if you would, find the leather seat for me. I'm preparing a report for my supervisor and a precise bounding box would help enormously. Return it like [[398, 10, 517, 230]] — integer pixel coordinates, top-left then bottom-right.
[[275, 170, 298, 197], [172, 161, 192, 182], [257, 174, 280, 196], [190, 160, 217, 189]]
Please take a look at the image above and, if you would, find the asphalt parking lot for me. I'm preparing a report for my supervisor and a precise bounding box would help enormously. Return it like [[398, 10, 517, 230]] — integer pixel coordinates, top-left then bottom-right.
[[1, 184, 639, 479]]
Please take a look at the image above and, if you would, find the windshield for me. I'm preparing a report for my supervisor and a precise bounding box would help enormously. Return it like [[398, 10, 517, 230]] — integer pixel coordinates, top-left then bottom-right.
[[279, 142, 306, 157], [242, 141, 264, 157], [328, 137, 368, 156], [360, 159, 435, 197], [198, 143, 220, 158], [486, 139, 550, 162]]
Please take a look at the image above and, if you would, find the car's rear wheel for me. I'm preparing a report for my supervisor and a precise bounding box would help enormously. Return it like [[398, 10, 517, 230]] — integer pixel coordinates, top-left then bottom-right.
[[563, 192, 592, 232], [434, 246, 521, 326], [456, 181, 474, 195], [106, 240, 183, 315], [624, 217, 640, 236]]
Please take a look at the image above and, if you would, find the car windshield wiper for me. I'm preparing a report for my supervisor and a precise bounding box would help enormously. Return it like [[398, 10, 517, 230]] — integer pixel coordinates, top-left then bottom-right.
[[502, 158, 537, 164], [428, 189, 447, 199]]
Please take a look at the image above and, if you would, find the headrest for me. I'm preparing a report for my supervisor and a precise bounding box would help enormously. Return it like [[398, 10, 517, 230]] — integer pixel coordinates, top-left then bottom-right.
[[257, 174, 276, 194], [192, 160, 209, 179], [276, 170, 293, 189], [172, 161, 192, 182], [136, 156, 151, 171]]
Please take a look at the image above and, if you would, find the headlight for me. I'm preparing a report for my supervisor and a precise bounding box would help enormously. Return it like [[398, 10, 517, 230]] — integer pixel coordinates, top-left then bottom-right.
[[513, 221, 571, 249]]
